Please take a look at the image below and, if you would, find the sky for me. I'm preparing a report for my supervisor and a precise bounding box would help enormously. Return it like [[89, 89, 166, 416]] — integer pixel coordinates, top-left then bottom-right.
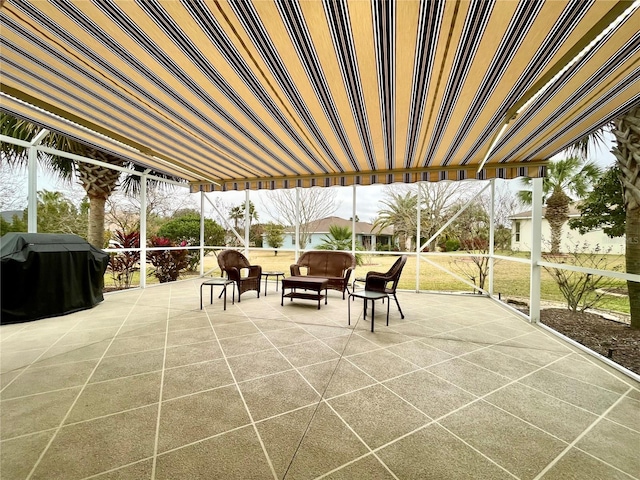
[[2, 132, 618, 225]]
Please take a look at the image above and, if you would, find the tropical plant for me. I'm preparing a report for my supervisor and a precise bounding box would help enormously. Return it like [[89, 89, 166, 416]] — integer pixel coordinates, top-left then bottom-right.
[[229, 201, 258, 230], [519, 156, 601, 254], [107, 230, 140, 290], [147, 236, 189, 283], [229, 205, 244, 230], [374, 189, 417, 251], [316, 224, 364, 265], [0, 190, 89, 237], [0, 113, 178, 248]]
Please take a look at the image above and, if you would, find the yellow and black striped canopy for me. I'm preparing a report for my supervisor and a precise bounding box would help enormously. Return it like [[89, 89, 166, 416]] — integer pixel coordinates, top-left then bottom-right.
[[1, 1, 639, 191]]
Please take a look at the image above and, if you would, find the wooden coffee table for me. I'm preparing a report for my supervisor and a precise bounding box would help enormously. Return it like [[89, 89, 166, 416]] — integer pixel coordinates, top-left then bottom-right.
[[281, 276, 328, 310]]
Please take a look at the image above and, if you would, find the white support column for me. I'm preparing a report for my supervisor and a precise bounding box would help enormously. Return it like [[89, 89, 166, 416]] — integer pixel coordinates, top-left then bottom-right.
[[27, 146, 38, 232], [139, 172, 149, 288], [488, 179, 495, 296], [529, 177, 543, 323], [415, 182, 421, 292], [200, 191, 205, 277], [295, 187, 300, 260], [27, 129, 49, 232], [352, 184, 356, 254], [244, 190, 250, 258]]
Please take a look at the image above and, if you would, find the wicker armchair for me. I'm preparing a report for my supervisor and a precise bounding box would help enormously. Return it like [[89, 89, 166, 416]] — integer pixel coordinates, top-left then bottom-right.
[[217, 250, 261, 302], [365, 255, 407, 318]]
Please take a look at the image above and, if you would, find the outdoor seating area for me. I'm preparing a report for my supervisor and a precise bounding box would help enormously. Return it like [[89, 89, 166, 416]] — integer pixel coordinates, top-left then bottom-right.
[[290, 251, 356, 299], [1, 281, 638, 479]]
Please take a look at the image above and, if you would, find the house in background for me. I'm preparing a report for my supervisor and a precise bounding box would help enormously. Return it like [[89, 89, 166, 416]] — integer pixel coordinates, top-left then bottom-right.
[[510, 206, 625, 254], [264, 216, 395, 250]]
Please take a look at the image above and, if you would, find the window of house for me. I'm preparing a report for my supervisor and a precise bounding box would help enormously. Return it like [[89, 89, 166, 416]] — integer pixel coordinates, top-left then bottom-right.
[[515, 221, 521, 242]]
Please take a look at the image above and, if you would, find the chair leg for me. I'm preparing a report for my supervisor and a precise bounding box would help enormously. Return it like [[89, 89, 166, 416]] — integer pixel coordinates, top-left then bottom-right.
[[392, 293, 404, 319]]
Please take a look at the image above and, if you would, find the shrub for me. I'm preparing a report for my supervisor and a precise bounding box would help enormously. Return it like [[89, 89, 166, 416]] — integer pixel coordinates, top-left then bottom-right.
[[460, 237, 488, 250], [147, 236, 189, 283], [107, 230, 140, 290], [543, 242, 622, 313], [444, 239, 460, 252]]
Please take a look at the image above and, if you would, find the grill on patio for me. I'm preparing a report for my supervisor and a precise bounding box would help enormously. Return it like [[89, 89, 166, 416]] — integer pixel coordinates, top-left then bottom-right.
[[1, 281, 637, 479]]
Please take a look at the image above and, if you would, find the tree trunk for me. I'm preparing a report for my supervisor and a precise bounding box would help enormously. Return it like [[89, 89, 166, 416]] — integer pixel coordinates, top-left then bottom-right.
[[545, 188, 570, 254], [88, 196, 107, 248], [625, 207, 640, 328], [73, 149, 123, 248], [612, 106, 640, 329]]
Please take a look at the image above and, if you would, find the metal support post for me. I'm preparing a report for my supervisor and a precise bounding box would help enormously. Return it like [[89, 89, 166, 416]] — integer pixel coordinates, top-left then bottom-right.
[[244, 190, 250, 258], [352, 184, 357, 254], [27, 128, 49, 232], [200, 191, 205, 276], [529, 177, 543, 323], [295, 187, 300, 260], [488, 179, 495, 296], [139, 171, 149, 288], [416, 182, 421, 292]]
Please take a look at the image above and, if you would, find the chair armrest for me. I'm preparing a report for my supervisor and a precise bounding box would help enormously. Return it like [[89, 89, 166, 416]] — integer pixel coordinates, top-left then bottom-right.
[[224, 267, 241, 282], [365, 273, 389, 292], [290, 264, 301, 276], [343, 267, 354, 283], [365, 271, 387, 279], [248, 265, 262, 277]]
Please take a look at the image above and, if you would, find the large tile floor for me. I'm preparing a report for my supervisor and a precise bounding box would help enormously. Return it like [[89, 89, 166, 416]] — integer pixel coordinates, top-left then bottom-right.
[[1, 279, 638, 479]]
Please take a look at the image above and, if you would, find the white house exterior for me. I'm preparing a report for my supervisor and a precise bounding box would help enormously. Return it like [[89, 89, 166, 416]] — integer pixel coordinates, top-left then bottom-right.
[[510, 206, 625, 254], [264, 216, 395, 250]]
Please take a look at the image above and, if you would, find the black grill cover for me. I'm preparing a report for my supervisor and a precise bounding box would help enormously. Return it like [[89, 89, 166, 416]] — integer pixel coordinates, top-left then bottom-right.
[[1, 233, 109, 324]]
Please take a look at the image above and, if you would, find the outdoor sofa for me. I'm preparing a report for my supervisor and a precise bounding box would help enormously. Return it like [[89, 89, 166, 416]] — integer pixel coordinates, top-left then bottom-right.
[[290, 250, 356, 299]]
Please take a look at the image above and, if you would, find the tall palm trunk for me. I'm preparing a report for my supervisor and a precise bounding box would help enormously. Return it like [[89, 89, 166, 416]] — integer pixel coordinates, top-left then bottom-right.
[[545, 187, 571, 254], [71, 147, 123, 248], [612, 106, 640, 329]]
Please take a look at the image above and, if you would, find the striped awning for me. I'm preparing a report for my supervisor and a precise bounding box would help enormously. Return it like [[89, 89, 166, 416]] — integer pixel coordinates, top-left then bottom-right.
[[1, 1, 639, 192]]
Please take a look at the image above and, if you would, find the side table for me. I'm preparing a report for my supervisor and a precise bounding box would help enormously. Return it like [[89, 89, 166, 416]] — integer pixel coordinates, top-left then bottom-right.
[[348, 290, 389, 332], [262, 271, 285, 296], [200, 278, 235, 310]]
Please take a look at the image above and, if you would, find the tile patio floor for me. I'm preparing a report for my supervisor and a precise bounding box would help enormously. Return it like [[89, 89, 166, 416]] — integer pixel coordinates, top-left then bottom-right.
[[1, 279, 639, 479]]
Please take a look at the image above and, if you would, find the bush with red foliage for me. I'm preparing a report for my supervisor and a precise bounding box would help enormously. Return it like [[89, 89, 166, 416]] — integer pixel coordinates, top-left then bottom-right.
[[147, 236, 189, 283]]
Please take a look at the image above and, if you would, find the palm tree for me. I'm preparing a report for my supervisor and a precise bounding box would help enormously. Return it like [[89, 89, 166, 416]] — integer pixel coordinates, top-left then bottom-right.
[[229, 206, 244, 230], [373, 190, 417, 251], [317, 224, 363, 265], [0, 114, 176, 247], [610, 106, 640, 328], [518, 156, 601, 254], [229, 201, 259, 230]]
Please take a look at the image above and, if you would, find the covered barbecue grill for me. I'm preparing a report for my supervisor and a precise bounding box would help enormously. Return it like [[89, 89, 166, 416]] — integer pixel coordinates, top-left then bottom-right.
[[1, 233, 109, 324]]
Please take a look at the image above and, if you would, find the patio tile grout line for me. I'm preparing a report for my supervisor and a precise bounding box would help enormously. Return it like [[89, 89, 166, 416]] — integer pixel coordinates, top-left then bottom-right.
[[381, 313, 636, 397], [201, 286, 280, 480], [3, 286, 636, 479], [353, 352, 580, 478], [0, 314, 93, 394], [4, 312, 627, 439], [532, 386, 636, 480], [280, 307, 377, 480], [150, 283, 174, 480], [24, 289, 147, 480]]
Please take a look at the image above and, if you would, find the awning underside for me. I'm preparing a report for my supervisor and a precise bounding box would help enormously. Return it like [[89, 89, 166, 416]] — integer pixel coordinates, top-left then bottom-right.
[[1, 1, 639, 191]]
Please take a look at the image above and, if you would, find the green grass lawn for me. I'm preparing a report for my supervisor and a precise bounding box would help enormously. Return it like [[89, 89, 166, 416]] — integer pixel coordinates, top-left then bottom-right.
[[105, 249, 630, 314]]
